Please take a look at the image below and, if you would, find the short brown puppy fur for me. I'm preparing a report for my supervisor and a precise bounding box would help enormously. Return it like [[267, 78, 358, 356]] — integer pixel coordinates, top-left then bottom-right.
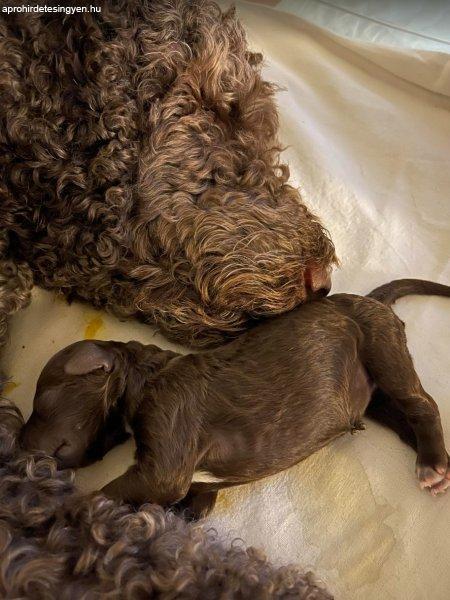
[[22, 279, 450, 519]]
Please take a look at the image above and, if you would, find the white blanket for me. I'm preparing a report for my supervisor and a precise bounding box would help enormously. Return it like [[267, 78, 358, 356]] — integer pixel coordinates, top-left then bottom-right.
[[5, 2, 450, 598]]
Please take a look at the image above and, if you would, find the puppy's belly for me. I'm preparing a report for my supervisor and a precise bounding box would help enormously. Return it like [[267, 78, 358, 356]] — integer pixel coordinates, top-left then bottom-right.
[[349, 360, 375, 417], [191, 470, 224, 483], [193, 363, 374, 486]]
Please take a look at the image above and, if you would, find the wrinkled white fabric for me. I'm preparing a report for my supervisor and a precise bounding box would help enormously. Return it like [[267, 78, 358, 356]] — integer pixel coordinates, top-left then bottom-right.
[[270, 0, 450, 52], [5, 2, 450, 599]]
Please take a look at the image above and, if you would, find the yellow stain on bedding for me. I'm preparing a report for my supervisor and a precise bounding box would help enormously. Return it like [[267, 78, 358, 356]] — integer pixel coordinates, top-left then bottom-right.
[[291, 442, 397, 593], [214, 481, 255, 515], [84, 314, 104, 339], [3, 381, 19, 394], [214, 489, 235, 513]]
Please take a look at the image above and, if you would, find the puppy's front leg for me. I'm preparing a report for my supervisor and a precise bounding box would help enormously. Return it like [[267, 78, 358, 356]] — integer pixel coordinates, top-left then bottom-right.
[[102, 461, 192, 507], [174, 488, 219, 521], [102, 386, 201, 507]]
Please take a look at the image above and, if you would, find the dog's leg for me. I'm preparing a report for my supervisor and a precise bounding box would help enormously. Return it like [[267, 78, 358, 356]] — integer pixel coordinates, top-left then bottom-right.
[[367, 389, 450, 494], [101, 461, 194, 507], [359, 305, 449, 494], [366, 388, 417, 451], [173, 481, 240, 520], [175, 488, 219, 521], [102, 388, 202, 506]]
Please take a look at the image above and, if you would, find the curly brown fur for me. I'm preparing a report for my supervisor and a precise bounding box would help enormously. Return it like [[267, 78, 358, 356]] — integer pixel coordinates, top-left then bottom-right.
[[0, 231, 33, 368], [0, 399, 332, 599], [0, 0, 336, 348]]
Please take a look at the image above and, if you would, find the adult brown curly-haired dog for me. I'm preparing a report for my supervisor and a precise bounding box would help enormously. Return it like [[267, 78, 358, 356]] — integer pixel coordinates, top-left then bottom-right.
[[0, 0, 336, 348], [0, 397, 332, 599]]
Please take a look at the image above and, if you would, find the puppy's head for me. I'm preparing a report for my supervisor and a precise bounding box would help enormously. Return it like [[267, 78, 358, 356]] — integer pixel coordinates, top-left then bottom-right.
[[20, 340, 132, 469]]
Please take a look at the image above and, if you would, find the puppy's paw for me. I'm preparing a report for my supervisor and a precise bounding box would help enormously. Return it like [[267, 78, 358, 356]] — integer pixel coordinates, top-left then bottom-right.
[[416, 454, 450, 496], [173, 490, 217, 521], [101, 478, 127, 503]]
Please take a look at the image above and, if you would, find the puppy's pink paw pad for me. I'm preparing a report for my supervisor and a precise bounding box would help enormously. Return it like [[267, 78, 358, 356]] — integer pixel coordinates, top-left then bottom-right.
[[416, 453, 450, 496], [430, 476, 450, 495], [417, 466, 441, 488]]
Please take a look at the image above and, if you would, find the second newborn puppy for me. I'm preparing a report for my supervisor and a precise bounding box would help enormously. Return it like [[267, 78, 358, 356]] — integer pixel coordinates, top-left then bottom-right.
[[21, 279, 450, 518]]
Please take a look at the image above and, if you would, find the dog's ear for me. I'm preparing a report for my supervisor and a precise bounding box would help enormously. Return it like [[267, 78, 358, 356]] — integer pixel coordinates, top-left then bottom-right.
[[64, 342, 115, 375]]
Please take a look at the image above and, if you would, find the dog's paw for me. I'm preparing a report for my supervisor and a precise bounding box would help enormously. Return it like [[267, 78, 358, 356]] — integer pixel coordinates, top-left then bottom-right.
[[416, 454, 450, 496]]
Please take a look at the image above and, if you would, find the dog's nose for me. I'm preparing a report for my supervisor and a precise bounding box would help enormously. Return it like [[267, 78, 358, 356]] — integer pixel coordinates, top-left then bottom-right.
[[317, 284, 331, 298]]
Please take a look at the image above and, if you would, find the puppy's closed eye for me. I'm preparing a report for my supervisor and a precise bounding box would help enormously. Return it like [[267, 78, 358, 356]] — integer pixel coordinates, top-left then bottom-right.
[[34, 390, 58, 416]]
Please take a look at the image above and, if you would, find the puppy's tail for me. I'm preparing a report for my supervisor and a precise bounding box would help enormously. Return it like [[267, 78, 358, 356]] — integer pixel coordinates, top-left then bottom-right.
[[367, 278, 450, 307]]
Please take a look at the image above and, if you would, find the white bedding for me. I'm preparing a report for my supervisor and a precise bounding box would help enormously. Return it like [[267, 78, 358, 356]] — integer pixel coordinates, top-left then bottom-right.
[[5, 2, 450, 598]]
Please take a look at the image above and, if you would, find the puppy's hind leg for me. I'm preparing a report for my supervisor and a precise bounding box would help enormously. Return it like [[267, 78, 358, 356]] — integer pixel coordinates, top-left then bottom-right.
[[367, 389, 450, 495], [366, 388, 417, 451], [357, 301, 449, 495]]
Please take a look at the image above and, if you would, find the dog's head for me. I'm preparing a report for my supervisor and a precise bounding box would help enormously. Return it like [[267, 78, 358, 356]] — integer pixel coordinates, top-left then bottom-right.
[[20, 340, 130, 468], [131, 198, 336, 347], [20, 339, 172, 469]]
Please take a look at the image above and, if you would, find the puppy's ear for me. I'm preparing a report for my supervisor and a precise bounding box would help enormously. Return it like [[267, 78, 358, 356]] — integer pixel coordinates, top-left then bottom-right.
[[64, 342, 115, 375]]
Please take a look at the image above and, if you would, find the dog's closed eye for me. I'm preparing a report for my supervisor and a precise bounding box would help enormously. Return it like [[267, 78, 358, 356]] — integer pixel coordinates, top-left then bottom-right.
[[33, 390, 58, 415]]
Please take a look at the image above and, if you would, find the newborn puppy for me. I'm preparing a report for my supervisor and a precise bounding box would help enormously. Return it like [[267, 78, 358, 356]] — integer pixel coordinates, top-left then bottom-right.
[[21, 279, 450, 519]]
